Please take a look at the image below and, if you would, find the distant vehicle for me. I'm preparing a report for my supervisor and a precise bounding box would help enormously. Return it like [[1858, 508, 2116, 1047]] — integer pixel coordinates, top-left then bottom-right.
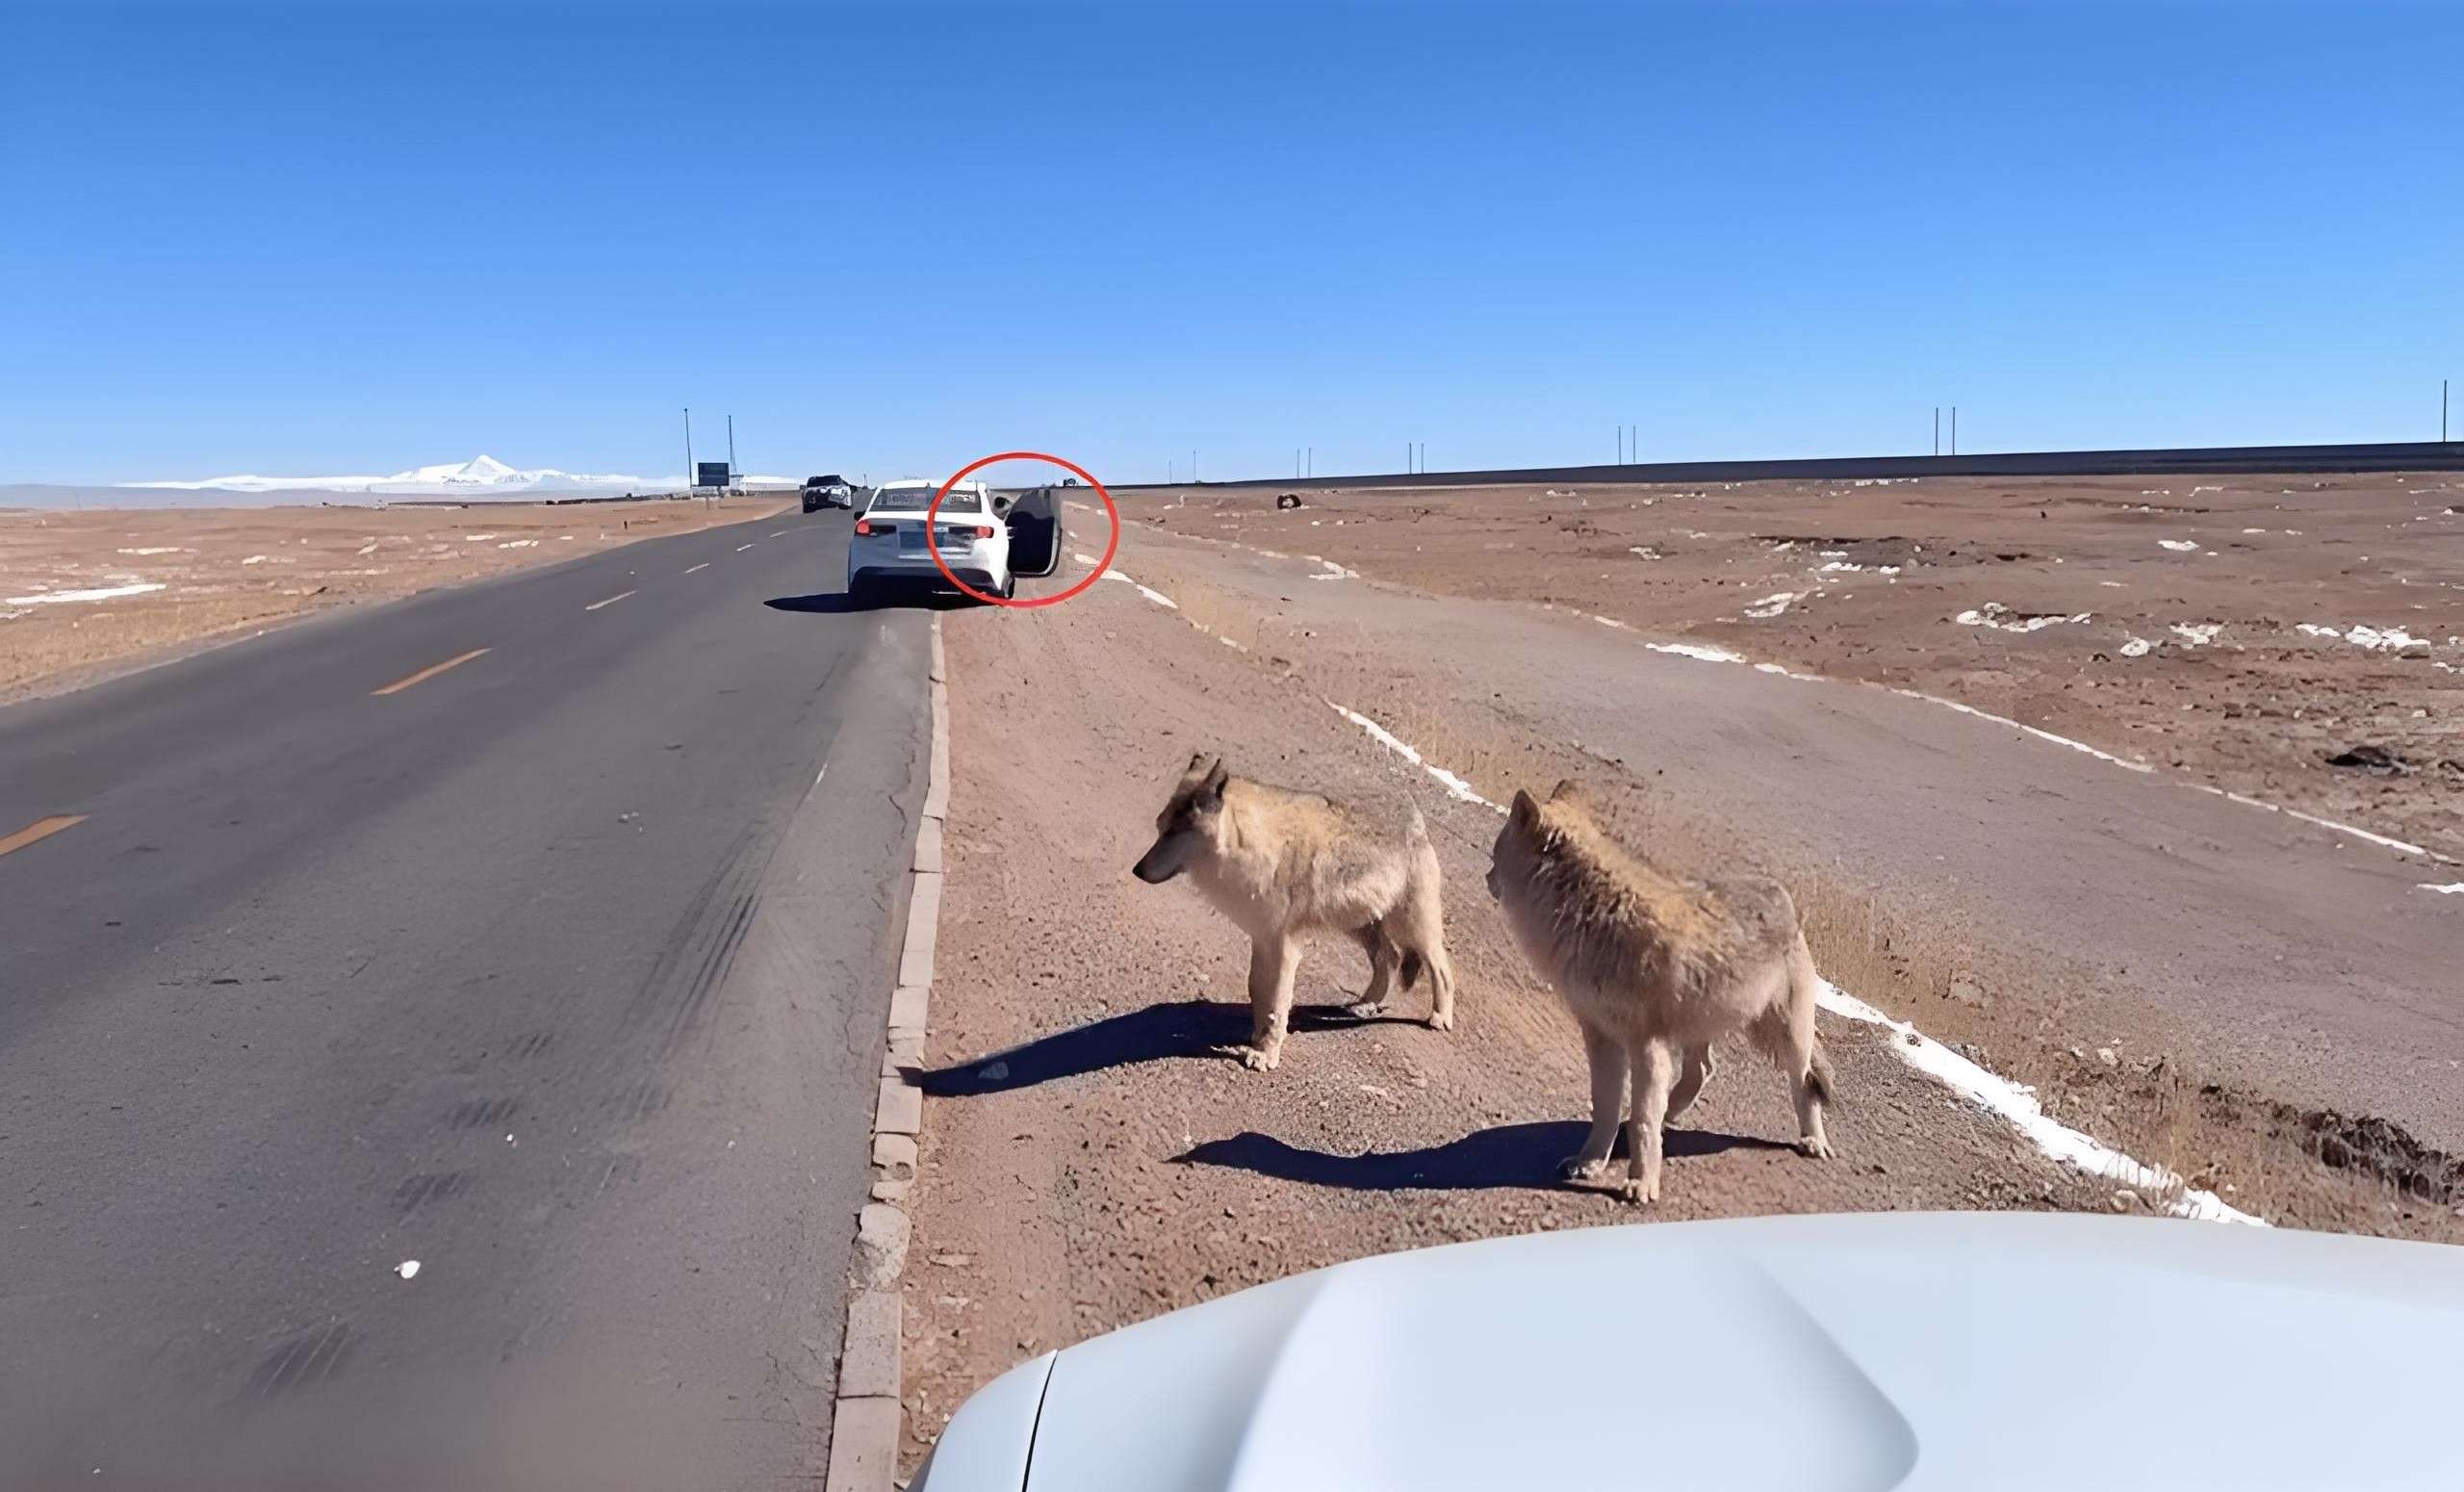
[[802, 475, 854, 512], [911, 1211, 2464, 1490], [849, 478, 1015, 601]]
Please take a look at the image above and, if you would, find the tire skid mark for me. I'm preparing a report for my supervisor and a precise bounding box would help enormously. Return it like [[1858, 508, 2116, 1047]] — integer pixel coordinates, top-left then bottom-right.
[[242, 1322, 356, 1402]]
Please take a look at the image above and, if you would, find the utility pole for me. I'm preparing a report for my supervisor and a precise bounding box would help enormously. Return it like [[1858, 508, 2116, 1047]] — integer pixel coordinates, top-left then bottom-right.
[[684, 407, 699, 508], [1306, 446, 1312, 478], [1192, 450, 1198, 484], [726, 414, 737, 492], [2444, 379, 2450, 442], [1933, 407, 1939, 456], [1951, 406, 1958, 456]]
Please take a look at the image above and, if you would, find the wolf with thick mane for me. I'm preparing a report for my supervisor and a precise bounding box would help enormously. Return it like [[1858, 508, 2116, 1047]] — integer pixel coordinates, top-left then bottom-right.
[[1133, 753, 1458, 1070], [1487, 780, 1835, 1203]]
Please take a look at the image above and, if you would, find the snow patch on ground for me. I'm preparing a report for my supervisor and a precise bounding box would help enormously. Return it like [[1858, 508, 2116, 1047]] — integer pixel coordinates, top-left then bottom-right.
[[1743, 591, 1803, 619], [1646, 640, 1745, 664], [2297, 622, 2427, 652], [2158, 539, 2199, 552], [2169, 623, 2223, 647], [1956, 603, 2090, 633], [3, 581, 167, 605]]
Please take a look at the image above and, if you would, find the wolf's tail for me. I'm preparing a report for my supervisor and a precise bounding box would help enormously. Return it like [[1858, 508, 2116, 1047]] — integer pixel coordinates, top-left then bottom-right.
[[1807, 1042, 1838, 1108]]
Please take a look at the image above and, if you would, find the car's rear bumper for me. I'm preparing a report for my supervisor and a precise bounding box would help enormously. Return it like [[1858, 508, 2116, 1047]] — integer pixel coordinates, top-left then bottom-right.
[[851, 563, 1004, 591]]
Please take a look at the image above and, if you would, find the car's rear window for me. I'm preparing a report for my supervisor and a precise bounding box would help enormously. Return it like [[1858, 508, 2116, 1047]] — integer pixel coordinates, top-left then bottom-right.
[[867, 487, 983, 514]]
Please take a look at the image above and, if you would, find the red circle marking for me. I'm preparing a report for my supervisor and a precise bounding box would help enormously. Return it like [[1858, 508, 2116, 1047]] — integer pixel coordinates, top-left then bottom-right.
[[926, 451, 1118, 608]]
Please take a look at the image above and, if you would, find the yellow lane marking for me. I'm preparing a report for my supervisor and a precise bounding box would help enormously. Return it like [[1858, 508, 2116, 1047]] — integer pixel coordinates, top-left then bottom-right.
[[372, 647, 491, 697], [0, 814, 87, 859], [684, 562, 711, 575], [585, 590, 636, 611]]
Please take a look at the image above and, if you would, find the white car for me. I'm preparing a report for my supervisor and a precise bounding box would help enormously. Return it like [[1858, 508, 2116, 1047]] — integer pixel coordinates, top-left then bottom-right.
[[911, 1210, 2464, 1490], [847, 478, 1014, 601]]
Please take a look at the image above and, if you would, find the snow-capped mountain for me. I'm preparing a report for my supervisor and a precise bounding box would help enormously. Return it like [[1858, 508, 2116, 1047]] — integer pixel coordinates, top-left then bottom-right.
[[118, 454, 784, 497]]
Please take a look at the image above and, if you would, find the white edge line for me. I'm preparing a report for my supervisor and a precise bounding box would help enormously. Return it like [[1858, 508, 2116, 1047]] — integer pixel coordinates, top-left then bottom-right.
[[2188, 785, 2430, 858], [735, 543, 756, 553], [684, 562, 710, 575], [1322, 694, 2264, 1228], [1810, 982, 2261, 1225], [1138, 520, 2447, 866], [1326, 700, 1500, 810], [583, 589, 635, 611]]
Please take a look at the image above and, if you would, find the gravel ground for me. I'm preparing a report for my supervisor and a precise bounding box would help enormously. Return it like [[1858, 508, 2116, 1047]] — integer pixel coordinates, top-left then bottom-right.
[[899, 485, 2463, 1475]]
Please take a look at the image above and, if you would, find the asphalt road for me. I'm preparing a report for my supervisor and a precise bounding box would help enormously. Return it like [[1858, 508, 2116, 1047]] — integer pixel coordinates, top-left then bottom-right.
[[0, 509, 930, 1488]]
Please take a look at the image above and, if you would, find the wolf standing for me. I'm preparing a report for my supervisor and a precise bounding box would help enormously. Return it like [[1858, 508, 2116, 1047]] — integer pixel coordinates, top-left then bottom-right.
[[1487, 781, 1835, 1204], [1133, 754, 1458, 1070]]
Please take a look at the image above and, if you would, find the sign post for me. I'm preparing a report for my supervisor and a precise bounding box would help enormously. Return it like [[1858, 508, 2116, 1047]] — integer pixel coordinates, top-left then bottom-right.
[[695, 461, 731, 511]]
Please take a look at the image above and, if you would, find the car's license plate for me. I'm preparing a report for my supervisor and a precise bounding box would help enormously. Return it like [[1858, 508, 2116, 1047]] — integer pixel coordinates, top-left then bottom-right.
[[898, 525, 926, 553]]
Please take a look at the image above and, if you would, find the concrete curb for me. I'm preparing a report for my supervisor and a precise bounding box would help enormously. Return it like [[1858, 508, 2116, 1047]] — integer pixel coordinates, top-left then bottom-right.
[[826, 613, 946, 1492]]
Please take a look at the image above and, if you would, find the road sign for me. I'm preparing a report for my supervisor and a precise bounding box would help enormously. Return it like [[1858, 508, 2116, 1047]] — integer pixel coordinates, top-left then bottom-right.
[[695, 461, 732, 490]]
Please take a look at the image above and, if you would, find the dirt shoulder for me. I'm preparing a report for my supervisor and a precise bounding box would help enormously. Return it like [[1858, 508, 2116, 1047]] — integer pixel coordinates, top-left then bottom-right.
[[900, 517, 2462, 1473], [0, 497, 789, 703], [1124, 471, 2464, 860]]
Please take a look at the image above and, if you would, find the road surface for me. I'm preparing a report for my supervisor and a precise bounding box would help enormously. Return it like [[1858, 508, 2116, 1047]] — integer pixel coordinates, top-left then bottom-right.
[[0, 510, 927, 1487]]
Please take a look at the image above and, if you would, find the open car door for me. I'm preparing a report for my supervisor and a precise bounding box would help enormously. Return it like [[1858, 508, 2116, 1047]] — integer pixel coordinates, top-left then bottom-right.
[[1002, 487, 1065, 578]]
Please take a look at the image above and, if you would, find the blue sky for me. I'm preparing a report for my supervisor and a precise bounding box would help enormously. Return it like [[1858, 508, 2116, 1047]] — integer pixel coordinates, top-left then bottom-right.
[[3, 1, 2457, 486]]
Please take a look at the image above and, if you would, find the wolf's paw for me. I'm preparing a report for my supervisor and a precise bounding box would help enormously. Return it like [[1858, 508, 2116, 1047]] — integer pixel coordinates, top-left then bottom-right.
[[1237, 1044, 1280, 1072], [1345, 999, 1388, 1020], [1613, 1175, 1659, 1206], [1799, 1136, 1835, 1160], [1425, 1009, 1457, 1033], [1556, 1154, 1609, 1183]]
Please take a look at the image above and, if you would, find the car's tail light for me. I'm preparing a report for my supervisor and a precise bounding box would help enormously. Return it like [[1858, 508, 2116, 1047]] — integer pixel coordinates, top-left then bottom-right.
[[855, 518, 875, 535], [974, 525, 997, 539]]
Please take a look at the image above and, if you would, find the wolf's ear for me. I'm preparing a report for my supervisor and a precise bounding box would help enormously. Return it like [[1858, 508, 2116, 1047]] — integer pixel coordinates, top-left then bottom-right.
[[1509, 788, 1541, 828], [1198, 758, 1230, 801], [1549, 779, 1586, 807]]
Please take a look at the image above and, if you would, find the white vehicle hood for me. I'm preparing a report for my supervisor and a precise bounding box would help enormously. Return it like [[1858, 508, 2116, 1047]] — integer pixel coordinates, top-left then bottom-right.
[[920, 1211, 2464, 1491]]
